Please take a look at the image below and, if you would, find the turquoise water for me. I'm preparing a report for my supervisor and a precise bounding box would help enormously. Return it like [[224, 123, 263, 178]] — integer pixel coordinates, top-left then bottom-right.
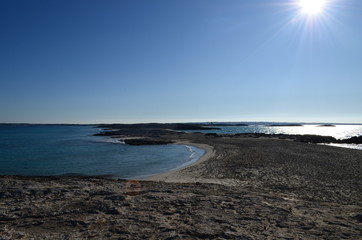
[[0, 125, 204, 179]]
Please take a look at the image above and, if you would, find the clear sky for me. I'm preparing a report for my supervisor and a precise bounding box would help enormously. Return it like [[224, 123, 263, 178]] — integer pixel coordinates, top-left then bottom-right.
[[1, 0, 361, 124]]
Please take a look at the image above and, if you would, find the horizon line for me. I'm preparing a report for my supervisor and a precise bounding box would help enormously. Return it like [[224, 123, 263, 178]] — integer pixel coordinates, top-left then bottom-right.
[[1, 121, 362, 125]]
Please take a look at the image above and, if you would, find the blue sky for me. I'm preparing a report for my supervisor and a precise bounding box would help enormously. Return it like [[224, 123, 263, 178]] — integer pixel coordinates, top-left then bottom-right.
[[1, 0, 361, 123]]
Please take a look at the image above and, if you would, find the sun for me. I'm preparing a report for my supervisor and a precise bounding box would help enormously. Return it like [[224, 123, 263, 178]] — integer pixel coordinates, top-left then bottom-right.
[[298, 0, 327, 15]]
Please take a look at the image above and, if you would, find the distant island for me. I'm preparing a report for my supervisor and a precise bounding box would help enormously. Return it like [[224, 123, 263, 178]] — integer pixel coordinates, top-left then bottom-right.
[[318, 124, 336, 127]]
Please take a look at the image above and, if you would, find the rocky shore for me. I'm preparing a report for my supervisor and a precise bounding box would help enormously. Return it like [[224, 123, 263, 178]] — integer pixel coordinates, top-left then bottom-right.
[[1, 124, 362, 239], [94, 123, 362, 145]]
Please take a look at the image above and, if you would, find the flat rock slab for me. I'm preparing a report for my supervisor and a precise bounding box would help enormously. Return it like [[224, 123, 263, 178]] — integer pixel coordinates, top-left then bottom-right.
[[0, 176, 361, 239]]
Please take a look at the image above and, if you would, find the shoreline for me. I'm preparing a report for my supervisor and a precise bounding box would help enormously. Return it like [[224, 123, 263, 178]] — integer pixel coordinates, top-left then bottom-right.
[[1, 127, 362, 239], [143, 141, 215, 182]]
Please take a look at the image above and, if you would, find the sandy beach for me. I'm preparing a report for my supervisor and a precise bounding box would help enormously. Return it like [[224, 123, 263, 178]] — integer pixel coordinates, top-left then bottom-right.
[[144, 141, 216, 183], [1, 132, 362, 239]]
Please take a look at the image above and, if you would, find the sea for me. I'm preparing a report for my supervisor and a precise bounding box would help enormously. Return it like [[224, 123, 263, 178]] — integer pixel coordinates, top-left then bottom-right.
[[0, 125, 204, 179]]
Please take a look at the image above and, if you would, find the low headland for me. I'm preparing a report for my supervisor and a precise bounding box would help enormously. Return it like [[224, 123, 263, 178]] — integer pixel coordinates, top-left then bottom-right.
[[1, 123, 361, 239]]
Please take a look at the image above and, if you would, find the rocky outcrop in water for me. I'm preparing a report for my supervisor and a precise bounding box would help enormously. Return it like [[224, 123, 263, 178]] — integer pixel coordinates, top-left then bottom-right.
[[341, 136, 362, 144], [94, 123, 220, 138], [318, 124, 336, 127]]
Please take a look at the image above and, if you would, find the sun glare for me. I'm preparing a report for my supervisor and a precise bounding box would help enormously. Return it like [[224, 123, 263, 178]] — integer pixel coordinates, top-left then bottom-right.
[[298, 0, 327, 15]]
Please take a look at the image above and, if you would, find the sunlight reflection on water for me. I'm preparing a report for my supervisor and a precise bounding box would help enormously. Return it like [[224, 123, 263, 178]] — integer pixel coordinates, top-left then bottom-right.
[[186, 125, 362, 140], [262, 125, 362, 140]]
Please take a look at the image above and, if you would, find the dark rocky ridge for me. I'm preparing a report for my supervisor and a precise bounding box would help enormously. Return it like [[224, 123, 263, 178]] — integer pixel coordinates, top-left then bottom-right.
[[123, 138, 173, 146], [339, 136, 362, 144], [94, 123, 220, 139], [232, 133, 362, 144], [94, 123, 362, 145]]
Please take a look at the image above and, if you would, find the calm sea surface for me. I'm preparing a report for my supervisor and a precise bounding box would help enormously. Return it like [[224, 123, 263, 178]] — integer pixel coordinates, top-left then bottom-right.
[[0, 125, 204, 178]]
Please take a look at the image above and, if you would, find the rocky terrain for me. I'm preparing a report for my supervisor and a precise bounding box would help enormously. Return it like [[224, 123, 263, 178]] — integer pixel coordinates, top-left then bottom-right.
[[1, 174, 361, 240]]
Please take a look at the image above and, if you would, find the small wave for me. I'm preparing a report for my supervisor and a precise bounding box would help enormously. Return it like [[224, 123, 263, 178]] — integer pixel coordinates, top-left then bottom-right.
[[184, 145, 196, 159]]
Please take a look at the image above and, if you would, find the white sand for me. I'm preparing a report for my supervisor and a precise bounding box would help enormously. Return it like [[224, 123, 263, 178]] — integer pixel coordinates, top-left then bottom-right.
[[143, 141, 215, 182]]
